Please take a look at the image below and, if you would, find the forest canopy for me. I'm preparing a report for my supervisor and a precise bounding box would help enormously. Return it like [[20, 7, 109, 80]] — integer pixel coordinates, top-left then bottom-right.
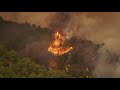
[[1, 15, 119, 78]]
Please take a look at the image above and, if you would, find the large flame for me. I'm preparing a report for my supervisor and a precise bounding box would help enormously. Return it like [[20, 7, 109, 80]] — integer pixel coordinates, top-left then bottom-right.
[[48, 31, 73, 56]]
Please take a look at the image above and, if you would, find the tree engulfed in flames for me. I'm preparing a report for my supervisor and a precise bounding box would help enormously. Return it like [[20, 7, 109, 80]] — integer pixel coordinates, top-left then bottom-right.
[[48, 31, 73, 56]]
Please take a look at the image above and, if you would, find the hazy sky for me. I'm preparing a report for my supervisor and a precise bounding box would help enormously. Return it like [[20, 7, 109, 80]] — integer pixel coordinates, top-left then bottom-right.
[[0, 12, 120, 53], [0, 12, 119, 27], [1, 12, 120, 77], [0, 12, 55, 27]]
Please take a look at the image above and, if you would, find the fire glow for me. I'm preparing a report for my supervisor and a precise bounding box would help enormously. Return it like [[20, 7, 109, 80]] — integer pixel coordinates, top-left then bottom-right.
[[48, 31, 73, 56]]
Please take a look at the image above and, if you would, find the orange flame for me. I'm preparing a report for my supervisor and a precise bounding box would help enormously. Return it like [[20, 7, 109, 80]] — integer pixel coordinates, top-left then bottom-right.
[[48, 31, 73, 56]]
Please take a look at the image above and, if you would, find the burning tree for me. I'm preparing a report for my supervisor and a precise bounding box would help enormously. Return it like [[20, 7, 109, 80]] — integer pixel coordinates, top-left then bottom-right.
[[48, 31, 73, 56], [47, 30, 104, 77], [48, 30, 73, 71]]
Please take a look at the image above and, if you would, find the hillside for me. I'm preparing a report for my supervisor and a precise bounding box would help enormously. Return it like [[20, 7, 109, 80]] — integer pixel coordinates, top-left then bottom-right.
[[0, 16, 119, 78]]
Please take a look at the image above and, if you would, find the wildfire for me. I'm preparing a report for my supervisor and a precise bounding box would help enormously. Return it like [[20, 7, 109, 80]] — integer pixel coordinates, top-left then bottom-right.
[[48, 31, 73, 56]]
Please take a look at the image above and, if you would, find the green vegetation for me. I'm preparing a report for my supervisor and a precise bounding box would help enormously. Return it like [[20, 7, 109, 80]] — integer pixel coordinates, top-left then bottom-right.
[[0, 17, 94, 78], [0, 45, 71, 78], [0, 45, 93, 78]]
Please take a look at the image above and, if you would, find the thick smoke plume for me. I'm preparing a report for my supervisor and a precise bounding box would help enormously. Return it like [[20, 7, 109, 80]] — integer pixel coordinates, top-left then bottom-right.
[[47, 12, 120, 77], [19, 41, 50, 65], [48, 12, 72, 31], [93, 47, 120, 78], [1, 12, 120, 77]]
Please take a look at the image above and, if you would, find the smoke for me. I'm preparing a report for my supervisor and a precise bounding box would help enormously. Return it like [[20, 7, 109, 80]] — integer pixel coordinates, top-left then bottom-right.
[[93, 47, 120, 78], [46, 12, 120, 53], [19, 40, 51, 65], [0, 12, 55, 27], [1, 12, 120, 77], [48, 12, 72, 31], [48, 12, 120, 77]]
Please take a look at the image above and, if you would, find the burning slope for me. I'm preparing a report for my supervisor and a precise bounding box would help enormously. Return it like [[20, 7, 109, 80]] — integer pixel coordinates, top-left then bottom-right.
[[48, 31, 73, 56]]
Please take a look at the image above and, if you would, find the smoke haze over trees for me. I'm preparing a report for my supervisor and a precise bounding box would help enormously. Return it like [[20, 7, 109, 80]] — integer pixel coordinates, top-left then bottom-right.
[[0, 12, 120, 78]]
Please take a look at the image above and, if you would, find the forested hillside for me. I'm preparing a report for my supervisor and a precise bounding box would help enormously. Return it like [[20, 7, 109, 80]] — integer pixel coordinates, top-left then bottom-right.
[[1, 16, 119, 78]]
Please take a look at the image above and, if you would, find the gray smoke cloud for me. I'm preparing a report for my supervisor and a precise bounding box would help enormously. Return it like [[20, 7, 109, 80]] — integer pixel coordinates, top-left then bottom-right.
[[48, 12, 120, 77], [48, 12, 72, 31], [93, 47, 120, 78], [0, 12, 55, 27], [1, 12, 120, 77], [19, 40, 51, 66], [46, 12, 120, 53]]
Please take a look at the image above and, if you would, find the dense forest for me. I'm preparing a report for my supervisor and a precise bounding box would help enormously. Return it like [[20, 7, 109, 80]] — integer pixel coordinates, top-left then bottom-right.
[[0, 44, 72, 78], [0, 16, 119, 78], [0, 16, 73, 78]]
